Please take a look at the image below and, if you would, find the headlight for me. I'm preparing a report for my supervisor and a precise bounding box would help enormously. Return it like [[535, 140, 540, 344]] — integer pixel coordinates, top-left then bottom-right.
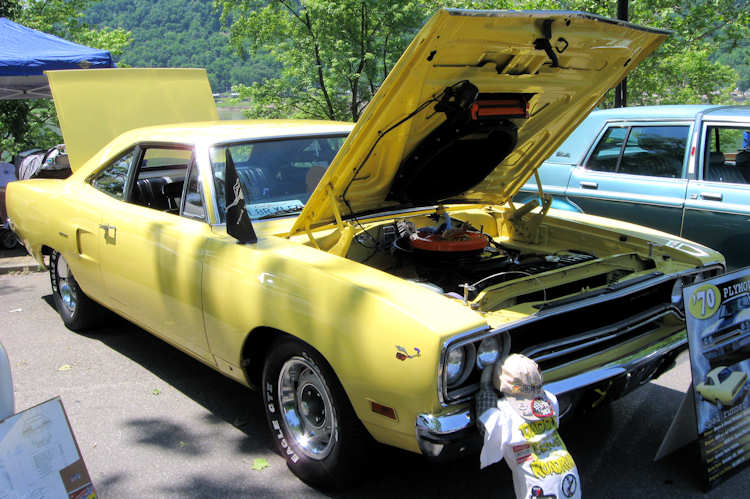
[[477, 337, 499, 369], [445, 344, 475, 388]]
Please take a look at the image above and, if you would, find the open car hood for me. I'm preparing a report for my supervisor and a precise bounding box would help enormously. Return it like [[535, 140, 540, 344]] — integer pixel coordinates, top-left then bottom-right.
[[47, 68, 218, 171], [289, 9, 667, 236]]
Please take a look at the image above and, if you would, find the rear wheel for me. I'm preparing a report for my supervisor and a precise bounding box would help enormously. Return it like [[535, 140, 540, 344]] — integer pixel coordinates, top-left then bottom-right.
[[50, 251, 107, 331], [262, 337, 369, 489], [1, 230, 18, 249]]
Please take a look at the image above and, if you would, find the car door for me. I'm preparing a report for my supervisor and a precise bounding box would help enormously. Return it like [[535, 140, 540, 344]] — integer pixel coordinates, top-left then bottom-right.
[[97, 144, 213, 361], [564, 122, 691, 235], [683, 121, 750, 269], [68, 149, 138, 300]]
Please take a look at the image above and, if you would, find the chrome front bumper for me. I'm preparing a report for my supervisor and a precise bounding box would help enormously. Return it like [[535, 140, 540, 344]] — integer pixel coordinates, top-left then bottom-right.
[[415, 331, 687, 459]]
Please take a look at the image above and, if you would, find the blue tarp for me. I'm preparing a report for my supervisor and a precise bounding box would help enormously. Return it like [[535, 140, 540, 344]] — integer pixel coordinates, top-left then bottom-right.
[[0, 17, 114, 99]]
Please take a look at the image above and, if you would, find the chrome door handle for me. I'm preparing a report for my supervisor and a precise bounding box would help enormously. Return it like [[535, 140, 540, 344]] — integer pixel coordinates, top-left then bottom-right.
[[700, 192, 723, 201], [98, 224, 117, 238], [580, 181, 599, 189]]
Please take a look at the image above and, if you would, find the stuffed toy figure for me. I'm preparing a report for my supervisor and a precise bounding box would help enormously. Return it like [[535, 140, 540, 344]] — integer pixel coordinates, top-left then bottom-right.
[[476, 354, 581, 499]]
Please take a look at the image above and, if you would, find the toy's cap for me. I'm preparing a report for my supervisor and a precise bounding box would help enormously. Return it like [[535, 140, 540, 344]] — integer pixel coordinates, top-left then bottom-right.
[[494, 354, 554, 420]]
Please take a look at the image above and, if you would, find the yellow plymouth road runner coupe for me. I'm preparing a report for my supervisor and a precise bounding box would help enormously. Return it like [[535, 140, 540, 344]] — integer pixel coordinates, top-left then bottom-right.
[[8, 9, 725, 488]]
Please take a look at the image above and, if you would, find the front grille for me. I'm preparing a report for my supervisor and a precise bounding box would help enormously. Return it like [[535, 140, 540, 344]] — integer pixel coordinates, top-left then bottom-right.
[[443, 276, 680, 403], [520, 307, 679, 371]]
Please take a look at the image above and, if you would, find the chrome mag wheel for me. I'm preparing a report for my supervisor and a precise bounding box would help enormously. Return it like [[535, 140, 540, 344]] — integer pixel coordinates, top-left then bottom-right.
[[55, 255, 77, 315], [278, 356, 336, 460]]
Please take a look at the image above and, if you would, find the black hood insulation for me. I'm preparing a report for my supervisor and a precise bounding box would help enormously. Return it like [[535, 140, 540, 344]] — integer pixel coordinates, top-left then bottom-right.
[[387, 81, 524, 204]]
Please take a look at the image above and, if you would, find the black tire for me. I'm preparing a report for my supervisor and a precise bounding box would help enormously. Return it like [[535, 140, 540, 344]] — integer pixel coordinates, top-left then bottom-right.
[[50, 251, 107, 331], [262, 337, 370, 489], [1, 230, 18, 249]]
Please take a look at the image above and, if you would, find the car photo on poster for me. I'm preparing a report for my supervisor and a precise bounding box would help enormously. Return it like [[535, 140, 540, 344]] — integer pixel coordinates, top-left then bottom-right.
[[696, 366, 748, 410], [701, 293, 750, 367]]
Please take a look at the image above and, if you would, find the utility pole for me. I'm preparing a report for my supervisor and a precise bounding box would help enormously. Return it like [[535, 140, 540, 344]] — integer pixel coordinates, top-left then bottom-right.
[[614, 0, 628, 107]]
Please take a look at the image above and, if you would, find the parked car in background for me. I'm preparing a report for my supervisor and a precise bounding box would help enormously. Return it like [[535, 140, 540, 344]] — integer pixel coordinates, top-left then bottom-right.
[[696, 366, 748, 409], [6, 10, 726, 489], [516, 105, 750, 268]]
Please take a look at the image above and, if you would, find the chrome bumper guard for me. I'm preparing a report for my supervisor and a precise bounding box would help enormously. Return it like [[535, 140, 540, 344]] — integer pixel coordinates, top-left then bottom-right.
[[415, 331, 687, 459]]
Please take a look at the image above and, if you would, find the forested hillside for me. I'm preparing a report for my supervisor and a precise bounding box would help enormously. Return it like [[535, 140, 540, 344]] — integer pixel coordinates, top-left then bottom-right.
[[85, 0, 277, 92]]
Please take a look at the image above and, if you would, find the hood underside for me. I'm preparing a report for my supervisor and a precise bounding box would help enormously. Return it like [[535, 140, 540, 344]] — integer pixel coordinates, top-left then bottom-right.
[[289, 9, 667, 236]]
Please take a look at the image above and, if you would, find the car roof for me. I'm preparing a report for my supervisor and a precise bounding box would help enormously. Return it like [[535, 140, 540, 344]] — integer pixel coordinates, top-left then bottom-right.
[[546, 104, 750, 165], [701, 106, 750, 120], [588, 104, 717, 120]]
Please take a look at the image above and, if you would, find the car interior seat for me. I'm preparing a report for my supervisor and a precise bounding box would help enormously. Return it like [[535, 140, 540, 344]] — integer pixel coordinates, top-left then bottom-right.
[[706, 151, 747, 184], [736, 149, 750, 183], [132, 177, 184, 212]]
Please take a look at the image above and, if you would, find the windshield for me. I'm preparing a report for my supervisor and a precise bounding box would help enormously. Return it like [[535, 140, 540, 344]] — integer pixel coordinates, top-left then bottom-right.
[[720, 294, 750, 318], [717, 368, 733, 384], [210, 135, 348, 222]]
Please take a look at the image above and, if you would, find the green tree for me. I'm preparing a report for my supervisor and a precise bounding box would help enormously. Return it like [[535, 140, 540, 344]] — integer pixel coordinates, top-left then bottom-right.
[[220, 0, 748, 122], [0, 1, 132, 160], [218, 0, 431, 121], [561, 0, 748, 106], [85, 0, 278, 92]]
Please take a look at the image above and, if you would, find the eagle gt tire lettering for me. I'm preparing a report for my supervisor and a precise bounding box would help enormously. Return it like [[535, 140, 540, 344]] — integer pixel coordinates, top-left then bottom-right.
[[262, 337, 368, 488], [50, 251, 106, 331]]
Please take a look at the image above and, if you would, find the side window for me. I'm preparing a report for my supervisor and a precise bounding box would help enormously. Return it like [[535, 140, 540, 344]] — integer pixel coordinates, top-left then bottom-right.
[[130, 146, 192, 213], [586, 126, 688, 178], [182, 162, 205, 221], [704, 126, 750, 184], [90, 149, 134, 199], [618, 126, 687, 178], [586, 127, 627, 173]]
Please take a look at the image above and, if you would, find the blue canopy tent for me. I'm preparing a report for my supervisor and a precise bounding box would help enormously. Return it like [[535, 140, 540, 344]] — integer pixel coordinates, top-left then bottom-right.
[[0, 17, 114, 100]]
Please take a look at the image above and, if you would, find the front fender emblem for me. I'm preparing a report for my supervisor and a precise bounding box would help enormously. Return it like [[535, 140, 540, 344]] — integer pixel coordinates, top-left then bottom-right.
[[395, 345, 421, 361]]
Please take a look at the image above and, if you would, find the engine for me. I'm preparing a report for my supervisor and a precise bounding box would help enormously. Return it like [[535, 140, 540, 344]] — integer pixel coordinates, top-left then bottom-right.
[[360, 207, 596, 301]]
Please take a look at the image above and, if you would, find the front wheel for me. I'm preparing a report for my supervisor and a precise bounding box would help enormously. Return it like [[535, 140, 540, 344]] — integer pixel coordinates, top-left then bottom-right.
[[50, 251, 107, 331], [262, 337, 369, 489]]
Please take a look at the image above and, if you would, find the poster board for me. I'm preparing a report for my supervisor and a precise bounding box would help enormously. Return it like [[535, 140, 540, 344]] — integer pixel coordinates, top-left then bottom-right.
[[0, 397, 96, 498], [683, 268, 750, 490]]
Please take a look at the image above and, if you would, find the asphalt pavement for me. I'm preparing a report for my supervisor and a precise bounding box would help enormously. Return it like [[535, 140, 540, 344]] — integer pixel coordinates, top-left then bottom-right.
[[2, 271, 748, 498]]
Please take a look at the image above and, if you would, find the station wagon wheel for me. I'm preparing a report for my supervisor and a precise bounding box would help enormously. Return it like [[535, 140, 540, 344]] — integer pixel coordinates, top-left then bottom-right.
[[50, 251, 107, 331], [262, 337, 369, 489]]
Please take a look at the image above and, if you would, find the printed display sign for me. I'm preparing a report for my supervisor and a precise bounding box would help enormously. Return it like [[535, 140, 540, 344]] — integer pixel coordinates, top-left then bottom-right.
[[0, 397, 96, 499], [683, 268, 750, 490]]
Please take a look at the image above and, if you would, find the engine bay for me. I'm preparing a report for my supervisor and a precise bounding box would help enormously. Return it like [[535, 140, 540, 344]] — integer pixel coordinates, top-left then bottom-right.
[[344, 205, 655, 312]]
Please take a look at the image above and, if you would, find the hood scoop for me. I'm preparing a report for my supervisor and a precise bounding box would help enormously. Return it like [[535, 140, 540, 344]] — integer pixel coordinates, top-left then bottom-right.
[[387, 81, 527, 204]]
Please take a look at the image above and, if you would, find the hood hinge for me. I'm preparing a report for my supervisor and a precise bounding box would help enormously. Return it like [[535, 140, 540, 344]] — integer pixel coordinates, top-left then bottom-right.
[[298, 183, 355, 257], [508, 170, 551, 243]]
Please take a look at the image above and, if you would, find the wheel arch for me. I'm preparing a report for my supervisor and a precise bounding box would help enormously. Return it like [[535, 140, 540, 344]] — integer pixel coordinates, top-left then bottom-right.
[[240, 326, 285, 388], [240, 327, 350, 397]]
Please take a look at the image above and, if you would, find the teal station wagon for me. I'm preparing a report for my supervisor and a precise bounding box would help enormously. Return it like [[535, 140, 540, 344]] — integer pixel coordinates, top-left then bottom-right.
[[516, 105, 750, 268]]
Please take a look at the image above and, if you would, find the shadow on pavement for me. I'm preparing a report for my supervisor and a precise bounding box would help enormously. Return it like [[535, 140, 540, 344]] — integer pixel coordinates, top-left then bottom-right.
[[63, 312, 715, 497]]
